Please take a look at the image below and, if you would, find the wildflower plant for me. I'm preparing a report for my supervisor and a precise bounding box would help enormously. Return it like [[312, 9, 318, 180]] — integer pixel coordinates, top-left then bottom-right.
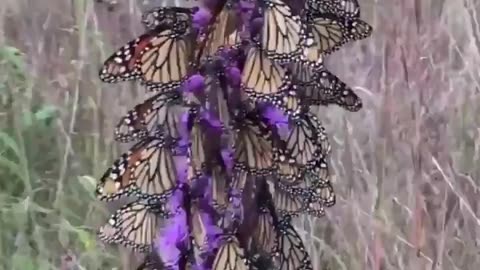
[[95, 0, 372, 269]]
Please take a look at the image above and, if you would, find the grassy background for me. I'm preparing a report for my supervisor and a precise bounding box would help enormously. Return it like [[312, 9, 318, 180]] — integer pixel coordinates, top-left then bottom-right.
[[1, 0, 479, 269]]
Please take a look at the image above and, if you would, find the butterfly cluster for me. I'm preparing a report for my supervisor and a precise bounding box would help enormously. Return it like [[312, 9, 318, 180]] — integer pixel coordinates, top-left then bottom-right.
[[95, 0, 371, 269]]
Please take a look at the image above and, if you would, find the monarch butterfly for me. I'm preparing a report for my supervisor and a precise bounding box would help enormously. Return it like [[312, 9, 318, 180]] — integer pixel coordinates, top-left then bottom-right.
[[232, 111, 275, 175], [277, 113, 330, 168], [306, 0, 361, 19], [114, 91, 184, 143], [190, 202, 212, 251], [277, 156, 334, 212], [304, 157, 330, 187], [251, 205, 276, 255], [96, 136, 178, 201], [282, 169, 333, 217], [141, 6, 195, 30], [99, 21, 192, 93], [204, 73, 231, 129], [259, 0, 306, 62], [225, 29, 243, 49], [300, 12, 372, 64], [276, 159, 304, 185], [188, 119, 207, 180], [188, 115, 225, 177], [216, 76, 232, 129], [241, 46, 291, 100], [241, 46, 303, 117], [302, 69, 363, 112], [269, 89, 304, 118], [305, 159, 336, 207], [248, 182, 281, 269], [231, 169, 249, 192], [212, 236, 251, 270], [256, 184, 314, 269], [210, 165, 230, 212], [315, 182, 336, 207], [267, 179, 309, 216], [98, 200, 172, 252], [216, 186, 245, 233], [288, 60, 321, 85], [272, 215, 313, 270], [201, 2, 239, 59]]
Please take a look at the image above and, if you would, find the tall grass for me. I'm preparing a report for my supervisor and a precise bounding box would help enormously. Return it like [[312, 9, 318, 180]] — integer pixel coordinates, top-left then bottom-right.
[[0, 0, 479, 269]]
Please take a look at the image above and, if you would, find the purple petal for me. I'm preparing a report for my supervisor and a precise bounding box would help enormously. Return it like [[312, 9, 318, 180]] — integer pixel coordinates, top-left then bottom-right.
[[184, 74, 206, 93], [229, 192, 243, 209], [193, 8, 212, 29], [263, 105, 291, 137], [175, 156, 189, 184], [150, 183, 187, 262], [263, 106, 288, 124], [154, 205, 188, 267], [221, 149, 233, 172], [179, 111, 190, 138], [225, 66, 241, 87]]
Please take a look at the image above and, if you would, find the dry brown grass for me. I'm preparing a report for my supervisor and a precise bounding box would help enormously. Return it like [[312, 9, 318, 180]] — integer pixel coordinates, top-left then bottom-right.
[[1, 0, 479, 269]]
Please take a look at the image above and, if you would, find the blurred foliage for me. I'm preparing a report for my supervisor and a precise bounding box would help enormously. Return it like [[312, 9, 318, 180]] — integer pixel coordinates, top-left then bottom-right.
[[0, 36, 115, 270]]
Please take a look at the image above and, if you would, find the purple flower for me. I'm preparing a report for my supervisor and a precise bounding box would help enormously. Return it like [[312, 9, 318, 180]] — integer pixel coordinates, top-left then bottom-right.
[[264, 106, 291, 138], [263, 106, 288, 125], [154, 191, 188, 267], [174, 155, 189, 184], [184, 74, 206, 93], [225, 66, 241, 87], [179, 110, 191, 136], [189, 182, 222, 269], [193, 8, 212, 30]]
